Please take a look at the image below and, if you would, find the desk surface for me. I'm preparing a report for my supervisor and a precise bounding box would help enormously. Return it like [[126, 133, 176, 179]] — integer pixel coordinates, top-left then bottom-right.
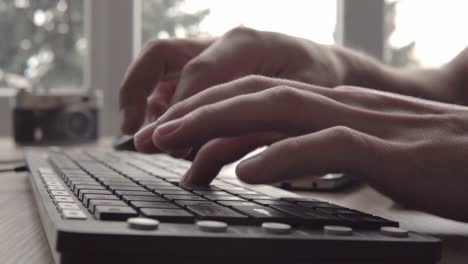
[[1, 138, 467, 264]]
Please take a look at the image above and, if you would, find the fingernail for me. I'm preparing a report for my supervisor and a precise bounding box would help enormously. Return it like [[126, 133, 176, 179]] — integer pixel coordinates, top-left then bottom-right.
[[134, 123, 157, 151], [155, 118, 182, 137], [236, 155, 262, 176], [180, 169, 192, 185]]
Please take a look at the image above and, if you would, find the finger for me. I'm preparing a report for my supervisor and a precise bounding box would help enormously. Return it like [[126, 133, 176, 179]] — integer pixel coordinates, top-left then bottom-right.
[[120, 38, 212, 134], [152, 86, 379, 151], [235, 126, 381, 184], [146, 81, 177, 123], [154, 76, 334, 129], [134, 76, 332, 152], [181, 132, 285, 186], [169, 27, 270, 106]]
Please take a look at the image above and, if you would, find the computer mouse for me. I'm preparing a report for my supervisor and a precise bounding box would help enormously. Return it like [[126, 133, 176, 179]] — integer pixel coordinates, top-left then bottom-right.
[[113, 135, 137, 151]]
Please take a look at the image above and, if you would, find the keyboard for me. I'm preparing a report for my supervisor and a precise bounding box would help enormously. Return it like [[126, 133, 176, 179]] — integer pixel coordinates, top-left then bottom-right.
[[25, 148, 441, 263]]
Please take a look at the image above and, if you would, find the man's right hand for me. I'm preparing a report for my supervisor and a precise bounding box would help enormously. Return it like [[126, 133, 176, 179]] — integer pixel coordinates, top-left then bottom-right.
[[119, 27, 349, 136]]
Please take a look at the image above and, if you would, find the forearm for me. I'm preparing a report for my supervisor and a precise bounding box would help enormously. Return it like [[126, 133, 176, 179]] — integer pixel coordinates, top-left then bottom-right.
[[334, 46, 466, 105]]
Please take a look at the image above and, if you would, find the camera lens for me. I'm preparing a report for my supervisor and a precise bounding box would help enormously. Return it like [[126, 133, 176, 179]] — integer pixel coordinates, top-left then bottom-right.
[[68, 112, 89, 135], [61, 110, 96, 140]]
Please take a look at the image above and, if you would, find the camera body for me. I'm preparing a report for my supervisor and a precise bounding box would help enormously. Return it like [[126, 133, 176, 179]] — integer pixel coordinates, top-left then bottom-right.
[[12, 90, 100, 145]]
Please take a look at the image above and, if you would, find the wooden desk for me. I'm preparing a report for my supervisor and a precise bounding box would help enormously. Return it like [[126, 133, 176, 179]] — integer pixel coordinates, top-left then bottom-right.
[[0, 138, 467, 264]]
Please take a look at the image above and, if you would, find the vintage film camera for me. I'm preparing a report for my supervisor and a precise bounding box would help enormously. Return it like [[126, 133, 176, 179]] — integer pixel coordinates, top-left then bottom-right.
[[12, 89, 100, 145]]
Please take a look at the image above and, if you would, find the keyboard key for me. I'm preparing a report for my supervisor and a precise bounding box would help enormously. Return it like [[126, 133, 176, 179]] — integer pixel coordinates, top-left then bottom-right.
[[108, 186, 147, 192], [153, 189, 192, 196], [231, 205, 296, 223], [114, 190, 155, 198], [54, 196, 74, 203], [186, 205, 249, 224], [130, 201, 179, 209], [239, 195, 274, 200], [94, 206, 138, 221], [145, 185, 183, 192], [62, 209, 87, 220], [78, 189, 113, 200], [280, 197, 321, 203], [193, 190, 229, 196], [253, 200, 292, 206], [121, 195, 166, 203], [298, 201, 343, 209], [83, 194, 119, 207], [140, 208, 194, 223], [270, 204, 343, 227], [73, 185, 106, 195], [164, 195, 207, 201], [175, 200, 217, 207], [51, 190, 70, 196], [217, 201, 258, 207], [48, 185, 66, 191], [88, 200, 128, 213], [205, 195, 246, 202], [58, 202, 80, 210]]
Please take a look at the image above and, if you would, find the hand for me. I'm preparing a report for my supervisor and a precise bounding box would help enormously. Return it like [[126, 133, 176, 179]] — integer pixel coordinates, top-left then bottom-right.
[[138, 75, 468, 221], [119, 27, 348, 134]]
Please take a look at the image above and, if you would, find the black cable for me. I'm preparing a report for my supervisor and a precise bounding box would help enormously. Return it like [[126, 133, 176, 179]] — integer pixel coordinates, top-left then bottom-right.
[[0, 164, 29, 173]]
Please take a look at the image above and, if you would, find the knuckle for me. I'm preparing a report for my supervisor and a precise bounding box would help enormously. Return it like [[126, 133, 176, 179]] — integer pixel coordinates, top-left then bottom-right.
[[329, 126, 362, 146], [225, 26, 259, 38], [144, 38, 172, 54], [267, 86, 304, 107], [182, 59, 214, 75], [189, 104, 217, 123], [237, 75, 270, 91]]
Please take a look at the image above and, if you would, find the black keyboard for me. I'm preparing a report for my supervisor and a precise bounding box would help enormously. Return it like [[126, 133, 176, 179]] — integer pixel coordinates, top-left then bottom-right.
[[25, 148, 441, 264]]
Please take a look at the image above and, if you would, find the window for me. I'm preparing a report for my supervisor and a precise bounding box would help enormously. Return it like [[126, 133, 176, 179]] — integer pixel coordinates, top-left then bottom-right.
[[0, 0, 85, 90], [142, 0, 337, 44], [386, 0, 468, 67]]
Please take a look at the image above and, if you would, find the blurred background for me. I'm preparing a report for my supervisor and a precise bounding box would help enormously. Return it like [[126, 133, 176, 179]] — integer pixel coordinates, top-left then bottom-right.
[[0, 0, 467, 136]]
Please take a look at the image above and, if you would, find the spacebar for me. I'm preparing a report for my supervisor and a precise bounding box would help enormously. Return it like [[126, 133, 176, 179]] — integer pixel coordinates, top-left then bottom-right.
[[186, 205, 249, 224]]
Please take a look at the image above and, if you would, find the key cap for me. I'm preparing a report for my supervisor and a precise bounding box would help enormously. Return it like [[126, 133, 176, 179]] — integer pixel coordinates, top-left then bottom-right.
[[62, 209, 87, 220], [239, 195, 274, 200], [186, 205, 249, 224], [51, 190, 69, 196], [78, 189, 113, 200], [153, 189, 192, 196], [73, 185, 106, 195], [121, 195, 166, 203], [140, 208, 194, 223], [175, 200, 218, 207], [193, 190, 229, 196], [145, 185, 184, 191], [88, 200, 127, 213], [280, 197, 321, 203], [270, 204, 344, 227], [217, 201, 258, 207], [205, 195, 246, 202], [231, 205, 296, 224], [94, 206, 138, 221], [108, 186, 147, 192], [130, 201, 179, 209], [164, 195, 207, 201], [54, 196, 74, 203], [83, 194, 119, 207], [58, 202, 80, 210], [48, 185, 66, 191], [253, 200, 292, 206], [114, 190, 155, 198]]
